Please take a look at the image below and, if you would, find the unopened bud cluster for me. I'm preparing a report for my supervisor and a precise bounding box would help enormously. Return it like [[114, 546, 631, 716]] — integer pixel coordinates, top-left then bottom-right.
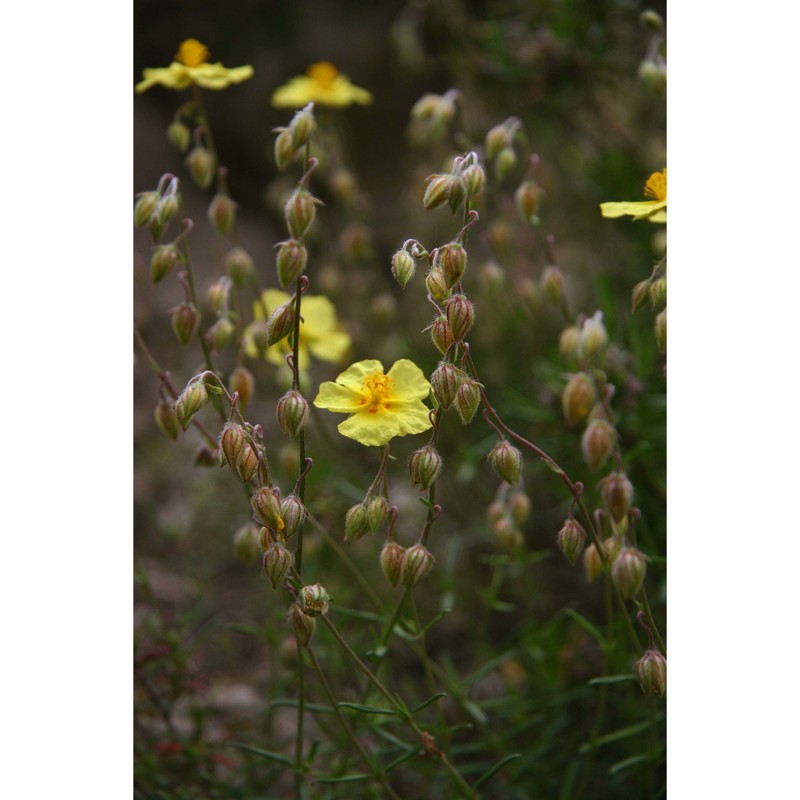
[[274, 104, 317, 170], [484, 117, 522, 180], [135, 175, 182, 242], [423, 151, 485, 213]]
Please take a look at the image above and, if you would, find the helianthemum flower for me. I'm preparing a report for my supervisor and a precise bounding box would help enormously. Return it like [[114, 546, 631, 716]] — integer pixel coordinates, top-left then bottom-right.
[[246, 289, 351, 370], [314, 360, 433, 447], [600, 168, 666, 223], [271, 62, 373, 108], [135, 38, 254, 93]]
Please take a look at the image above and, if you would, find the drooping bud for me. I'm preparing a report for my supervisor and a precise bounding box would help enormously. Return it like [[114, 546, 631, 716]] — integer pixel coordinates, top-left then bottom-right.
[[287, 603, 315, 647], [455, 377, 482, 424], [485, 124, 510, 160], [266, 302, 296, 346], [631, 280, 650, 313], [366, 496, 389, 534], [263, 542, 292, 589], [274, 128, 297, 171], [207, 193, 237, 234], [299, 583, 332, 617], [276, 390, 309, 438], [446, 176, 467, 212], [280, 495, 307, 539], [134, 191, 160, 228], [233, 523, 261, 563], [205, 316, 235, 351], [206, 277, 232, 314], [171, 302, 199, 346], [649, 277, 667, 310], [655, 309, 667, 353], [229, 366, 254, 413], [423, 174, 451, 210], [439, 242, 467, 288], [509, 491, 531, 526], [289, 104, 317, 149], [400, 544, 435, 587], [562, 373, 596, 426], [258, 526, 273, 550], [541, 266, 563, 305], [409, 445, 443, 490], [612, 546, 647, 597], [461, 162, 486, 199], [492, 516, 524, 553], [150, 244, 181, 283], [380, 542, 406, 587], [185, 146, 217, 190], [154, 192, 181, 229], [557, 517, 587, 564], [488, 441, 522, 485], [600, 472, 634, 523], [425, 268, 451, 302], [272, 238, 307, 289], [581, 419, 617, 471], [494, 146, 517, 180], [634, 649, 667, 697], [251, 486, 285, 534], [219, 422, 248, 469], [559, 325, 581, 363], [430, 315, 454, 355], [430, 362, 462, 409], [284, 188, 317, 238], [580, 312, 609, 360], [236, 444, 259, 482], [444, 294, 475, 342], [167, 120, 191, 152], [154, 400, 180, 440], [515, 179, 544, 225], [583, 543, 603, 582], [174, 375, 209, 430], [225, 247, 255, 287], [391, 249, 416, 288], [344, 503, 370, 541]]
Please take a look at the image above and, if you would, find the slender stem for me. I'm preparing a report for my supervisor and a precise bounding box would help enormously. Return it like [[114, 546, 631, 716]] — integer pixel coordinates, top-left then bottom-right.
[[294, 644, 306, 798]]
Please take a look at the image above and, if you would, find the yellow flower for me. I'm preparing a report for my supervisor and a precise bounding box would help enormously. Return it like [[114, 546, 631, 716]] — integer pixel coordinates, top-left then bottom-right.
[[271, 62, 373, 108], [135, 38, 254, 93], [314, 359, 433, 447], [246, 289, 351, 370], [600, 168, 667, 223]]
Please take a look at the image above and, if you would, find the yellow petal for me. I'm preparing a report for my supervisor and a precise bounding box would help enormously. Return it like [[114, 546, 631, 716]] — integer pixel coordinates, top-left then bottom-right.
[[338, 411, 400, 447], [332, 360, 385, 392], [391, 400, 434, 436], [386, 359, 431, 401], [313, 381, 363, 412], [191, 63, 254, 90], [300, 295, 338, 333], [599, 199, 664, 219], [647, 208, 667, 223], [308, 330, 351, 364], [135, 64, 192, 93]]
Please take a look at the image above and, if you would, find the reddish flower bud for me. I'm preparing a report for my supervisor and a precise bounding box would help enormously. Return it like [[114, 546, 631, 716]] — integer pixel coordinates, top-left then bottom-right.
[[430, 315, 454, 355], [515, 179, 544, 225], [455, 377, 481, 424], [583, 543, 603, 582], [185, 146, 217, 190], [219, 421, 248, 469], [634, 649, 666, 697], [280, 495, 307, 539], [600, 472, 634, 523], [488, 441, 522, 485], [171, 302, 199, 346], [581, 419, 617, 472], [276, 239, 308, 288], [287, 603, 315, 647], [229, 366, 254, 413], [236, 443, 259, 482], [461, 162, 486, 198], [562, 373, 596, 427], [444, 294, 475, 342], [380, 542, 406, 587], [409, 445, 443, 490], [150, 244, 180, 283], [612, 546, 647, 597], [557, 517, 587, 564], [439, 242, 467, 288], [154, 400, 180, 440], [430, 361, 463, 409], [276, 389, 309, 438], [284, 188, 317, 238], [400, 544, 435, 587], [207, 193, 237, 234], [266, 302, 296, 346], [263, 542, 292, 589]]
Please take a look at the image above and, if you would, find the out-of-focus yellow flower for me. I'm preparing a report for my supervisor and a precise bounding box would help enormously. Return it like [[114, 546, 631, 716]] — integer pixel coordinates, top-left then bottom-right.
[[246, 289, 351, 370], [271, 62, 373, 108], [600, 168, 666, 223], [135, 38, 254, 93], [314, 359, 432, 447]]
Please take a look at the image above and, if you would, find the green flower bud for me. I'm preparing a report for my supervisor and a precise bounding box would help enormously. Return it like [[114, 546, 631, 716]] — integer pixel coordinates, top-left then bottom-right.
[[461, 162, 486, 199], [206, 277, 232, 315], [380, 541, 406, 587], [289, 104, 317, 149], [174, 375, 209, 430], [263, 542, 292, 589], [266, 302, 296, 346], [150, 244, 181, 283], [276, 238, 308, 288], [639, 9, 664, 30], [455, 377, 481, 424], [229, 366, 254, 413], [631, 280, 650, 313], [280, 495, 307, 539], [299, 583, 332, 617], [284, 188, 317, 238], [219, 421, 248, 469], [233, 523, 261, 563], [207, 193, 237, 235], [557, 517, 587, 564], [366, 496, 389, 534], [581, 419, 617, 472], [430, 361, 463, 409], [446, 175, 467, 212], [276, 389, 309, 438], [439, 242, 467, 288], [409, 445, 443, 490], [400, 544, 435, 587], [287, 603, 315, 647], [167, 120, 191, 152], [154, 400, 180, 440], [155, 193, 181, 228], [134, 191, 160, 228], [612, 546, 647, 597], [559, 325, 581, 363], [205, 316, 235, 351], [185, 146, 217, 190], [423, 174, 451, 210], [274, 127, 297, 171], [488, 441, 523, 485], [225, 247, 256, 287], [391, 249, 416, 288], [541, 265, 563, 305], [171, 302, 199, 345], [634, 649, 667, 697], [562, 373, 596, 427], [425, 268, 451, 302], [444, 294, 475, 342], [515, 179, 544, 225], [583, 543, 603, 582], [485, 124, 510, 161], [345, 503, 370, 542], [251, 486, 285, 534], [600, 472, 634, 523], [430, 315, 454, 355], [494, 146, 517, 180], [649, 277, 667, 310]]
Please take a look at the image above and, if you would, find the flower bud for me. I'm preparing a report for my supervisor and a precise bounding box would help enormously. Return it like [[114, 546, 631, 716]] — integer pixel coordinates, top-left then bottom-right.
[[276, 239, 308, 288], [638, 60, 667, 94], [274, 127, 297, 171], [229, 366, 254, 413], [380, 542, 406, 587], [541, 266, 563, 305], [205, 317, 235, 351], [430, 362, 462, 409], [562, 373, 596, 427], [208, 193, 237, 235], [185, 146, 217, 190], [150, 244, 180, 283], [167, 120, 191, 152], [266, 302, 296, 346], [409, 445, 443, 490], [391, 249, 416, 288], [225, 247, 256, 287], [236, 444, 259, 482], [494, 146, 517, 180], [655, 309, 666, 353], [515, 179, 544, 225], [461, 162, 486, 198], [634, 649, 666, 697], [444, 294, 475, 342], [287, 603, 315, 647], [289, 104, 317, 148], [276, 389, 309, 438], [639, 9, 664, 30], [509, 491, 531, 526], [425, 268, 451, 302], [559, 325, 581, 363], [233, 523, 261, 563], [263, 542, 292, 589], [299, 583, 332, 617], [581, 419, 617, 471], [430, 315, 454, 355], [155, 193, 181, 228], [649, 277, 667, 310], [423, 174, 451, 210], [246, 320, 270, 356], [174, 375, 209, 430], [401, 544, 435, 587], [488, 441, 522, 485], [557, 517, 587, 564], [134, 191, 160, 228], [329, 168, 358, 207], [284, 188, 316, 238], [580, 312, 609, 360], [219, 421, 248, 469], [171, 302, 199, 346], [631, 280, 650, 313], [438, 241, 467, 287], [455, 377, 481, 424], [446, 176, 467, 212], [485, 124, 510, 160], [154, 400, 180, 440], [366, 496, 389, 534], [601, 472, 634, 523], [583, 543, 603, 582], [492, 516, 524, 553], [251, 486, 285, 534], [206, 277, 232, 315], [344, 503, 370, 541], [612, 546, 647, 597], [280, 495, 307, 539]]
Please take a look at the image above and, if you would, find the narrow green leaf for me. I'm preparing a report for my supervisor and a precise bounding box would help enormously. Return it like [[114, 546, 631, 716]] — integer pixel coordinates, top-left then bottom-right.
[[578, 721, 651, 754], [475, 753, 521, 787], [269, 699, 335, 714], [563, 608, 607, 648], [411, 692, 447, 713], [226, 742, 293, 766], [314, 773, 372, 784], [609, 753, 649, 776], [385, 747, 423, 771], [589, 674, 637, 686], [336, 702, 397, 716]]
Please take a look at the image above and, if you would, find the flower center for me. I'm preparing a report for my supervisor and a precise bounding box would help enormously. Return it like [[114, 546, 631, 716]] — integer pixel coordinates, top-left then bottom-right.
[[360, 372, 393, 413], [307, 61, 340, 88], [643, 169, 666, 202], [176, 38, 210, 68]]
